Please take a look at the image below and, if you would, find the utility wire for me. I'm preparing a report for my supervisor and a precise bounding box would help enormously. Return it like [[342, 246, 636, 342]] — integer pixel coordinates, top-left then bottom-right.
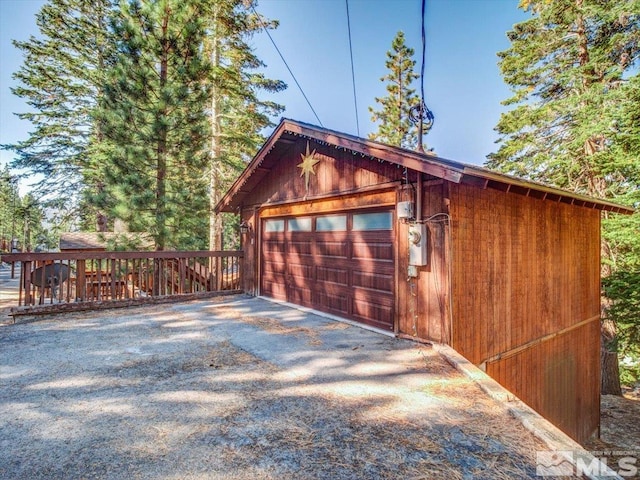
[[420, 0, 426, 107], [345, 0, 360, 137], [251, 6, 323, 127], [411, 0, 434, 153]]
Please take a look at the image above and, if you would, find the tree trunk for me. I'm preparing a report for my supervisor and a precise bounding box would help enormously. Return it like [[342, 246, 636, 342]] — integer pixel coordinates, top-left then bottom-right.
[[209, 8, 223, 257], [575, 3, 623, 395], [601, 318, 623, 395], [156, 6, 169, 253], [152, 7, 170, 297], [601, 348, 622, 395]]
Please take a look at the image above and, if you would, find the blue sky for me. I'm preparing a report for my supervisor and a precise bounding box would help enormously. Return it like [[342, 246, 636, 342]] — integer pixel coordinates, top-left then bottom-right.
[[0, 0, 529, 194]]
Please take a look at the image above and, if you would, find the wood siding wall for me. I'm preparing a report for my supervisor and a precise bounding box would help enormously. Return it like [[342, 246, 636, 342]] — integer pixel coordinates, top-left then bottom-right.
[[448, 182, 601, 443], [240, 140, 410, 208], [396, 181, 450, 342], [486, 319, 600, 444]]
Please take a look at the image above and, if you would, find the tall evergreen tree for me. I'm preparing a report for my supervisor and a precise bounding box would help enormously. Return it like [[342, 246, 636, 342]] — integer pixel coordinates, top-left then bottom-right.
[[488, 0, 640, 393], [2, 0, 115, 222], [206, 1, 286, 251], [369, 31, 423, 150], [14, 193, 48, 252], [0, 167, 20, 250], [96, 0, 213, 251], [0, 169, 49, 252]]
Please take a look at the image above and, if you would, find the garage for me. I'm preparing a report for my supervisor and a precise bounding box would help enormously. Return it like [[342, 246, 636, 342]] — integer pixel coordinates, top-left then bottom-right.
[[215, 118, 635, 444], [261, 209, 395, 331]]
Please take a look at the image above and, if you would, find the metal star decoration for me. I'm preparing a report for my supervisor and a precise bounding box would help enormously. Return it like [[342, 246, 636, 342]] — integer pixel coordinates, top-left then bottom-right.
[[297, 141, 320, 195]]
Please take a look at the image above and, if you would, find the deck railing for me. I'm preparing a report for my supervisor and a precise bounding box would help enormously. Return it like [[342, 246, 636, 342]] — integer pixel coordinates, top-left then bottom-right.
[[1, 250, 243, 315]]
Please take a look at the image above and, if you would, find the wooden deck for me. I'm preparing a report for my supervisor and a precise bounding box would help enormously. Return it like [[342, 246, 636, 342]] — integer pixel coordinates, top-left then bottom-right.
[[0, 250, 243, 318]]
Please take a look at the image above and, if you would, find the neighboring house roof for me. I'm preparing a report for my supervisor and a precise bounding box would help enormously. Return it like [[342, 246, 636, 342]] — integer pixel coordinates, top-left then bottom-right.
[[59, 232, 153, 251], [216, 118, 634, 215]]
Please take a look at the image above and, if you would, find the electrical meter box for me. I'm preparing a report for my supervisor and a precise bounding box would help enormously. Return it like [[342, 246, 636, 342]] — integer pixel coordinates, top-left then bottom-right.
[[397, 201, 414, 220], [408, 223, 428, 266]]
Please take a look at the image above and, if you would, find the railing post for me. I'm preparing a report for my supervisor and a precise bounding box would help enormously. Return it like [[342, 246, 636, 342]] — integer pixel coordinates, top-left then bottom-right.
[[152, 258, 160, 297], [216, 255, 223, 291], [22, 260, 32, 306], [76, 259, 86, 301], [109, 258, 116, 300], [178, 258, 185, 294]]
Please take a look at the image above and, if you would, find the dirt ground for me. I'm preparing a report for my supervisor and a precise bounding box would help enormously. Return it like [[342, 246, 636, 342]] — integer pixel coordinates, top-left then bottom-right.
[[598, 389, 640, 451], [584, 390, 640, 478], [1, 296, 569, 480]]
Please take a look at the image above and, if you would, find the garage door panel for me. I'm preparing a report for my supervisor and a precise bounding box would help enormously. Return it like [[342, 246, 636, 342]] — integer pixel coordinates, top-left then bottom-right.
[[352, 270, 394, 293], [262, 273, 286, 287], [352, 299, 393, 330], [263, 241, 286, 262], [263, 238, 285, 249], [349, 261, 394, 273], [289, 286, 313, 306], [352, 241, 393, 261], [314, 280, 354, 296], [316, 241, 349, 258], [288, 262, 314, 280], [353, 288, 394, 306], [316, 291, 349, 315], [262, 277, 287, 294], [316, 265, 349, 286], [264, 257, 286, 273], [263, 260, 285, 275], [263, 280, 287, 300], [287, 240, 313, 256], [353, 288, 394, 329]]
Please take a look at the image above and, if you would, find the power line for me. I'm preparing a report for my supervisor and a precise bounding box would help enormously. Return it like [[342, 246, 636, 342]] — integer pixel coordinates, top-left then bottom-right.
[[410, 0, 434, 153], [251, 6, 323, 127], [345, 0, 360, 137], [420, 0, 426, 108]]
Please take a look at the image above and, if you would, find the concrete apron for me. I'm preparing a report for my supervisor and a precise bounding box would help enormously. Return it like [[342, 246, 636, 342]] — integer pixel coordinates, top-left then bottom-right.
[[248, 295, 621, 480]]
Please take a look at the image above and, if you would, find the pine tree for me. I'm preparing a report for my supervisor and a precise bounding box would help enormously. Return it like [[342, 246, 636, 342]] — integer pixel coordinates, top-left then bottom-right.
[[369, 31, 423, 150], [0, 169, 49, 252], [205, 1, 286, 251], [0, 167, 20, 250], [488, 0, 640, 393], [2, 0, 115, 222], [14, 193, 47, 252], [95, 0, 213, 251]]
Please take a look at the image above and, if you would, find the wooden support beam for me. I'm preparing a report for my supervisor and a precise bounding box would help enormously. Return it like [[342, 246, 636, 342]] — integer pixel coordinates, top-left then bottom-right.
[[478, 315, 600, 370]]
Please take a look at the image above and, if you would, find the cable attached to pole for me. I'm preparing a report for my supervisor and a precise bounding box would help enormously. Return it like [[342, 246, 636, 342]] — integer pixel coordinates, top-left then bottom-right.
[[420, 0, 427, 117], [345, 0, 360, 137], [409, 0, 434, 153]]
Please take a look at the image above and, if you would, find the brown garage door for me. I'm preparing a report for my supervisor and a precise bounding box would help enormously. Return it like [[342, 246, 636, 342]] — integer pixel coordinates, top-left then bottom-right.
[[261, 209, 395, 331]]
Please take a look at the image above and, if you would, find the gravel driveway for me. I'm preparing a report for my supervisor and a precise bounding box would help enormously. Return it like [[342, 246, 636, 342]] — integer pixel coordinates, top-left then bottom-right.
[[1, 295, 552, 479]]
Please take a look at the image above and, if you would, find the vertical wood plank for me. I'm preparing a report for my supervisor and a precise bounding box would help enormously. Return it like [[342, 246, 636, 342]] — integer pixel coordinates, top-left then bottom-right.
[[449, 182, 600, 443]]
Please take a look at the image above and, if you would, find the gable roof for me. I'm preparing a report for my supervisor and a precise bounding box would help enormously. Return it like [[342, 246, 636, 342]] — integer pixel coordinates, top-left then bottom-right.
[[216, 118, 634, 215], [59, 232, 153, 251]]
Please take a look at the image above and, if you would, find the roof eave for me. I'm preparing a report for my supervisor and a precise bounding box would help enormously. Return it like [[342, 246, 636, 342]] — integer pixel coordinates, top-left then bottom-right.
[[215, 120, 290, 213], [215, 118, 635, 216], [461, 166, 635, 215]]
